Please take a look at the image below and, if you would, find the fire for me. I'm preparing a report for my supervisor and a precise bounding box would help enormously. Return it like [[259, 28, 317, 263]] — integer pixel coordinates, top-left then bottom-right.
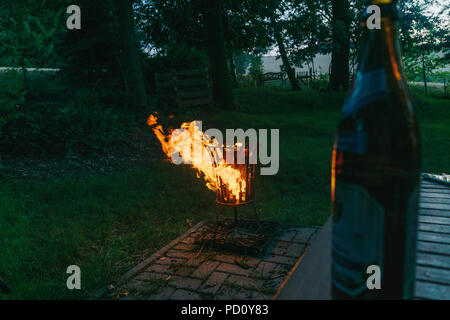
[[147, 113, 247, 200]]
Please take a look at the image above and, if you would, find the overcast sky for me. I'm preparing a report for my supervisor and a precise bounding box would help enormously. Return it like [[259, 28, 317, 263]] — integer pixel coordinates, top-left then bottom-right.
[[424, 1, 449, 17]]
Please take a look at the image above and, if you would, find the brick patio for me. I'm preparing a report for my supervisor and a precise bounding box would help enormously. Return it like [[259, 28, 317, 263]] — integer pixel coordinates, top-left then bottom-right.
[[100, 221, 320, 300]]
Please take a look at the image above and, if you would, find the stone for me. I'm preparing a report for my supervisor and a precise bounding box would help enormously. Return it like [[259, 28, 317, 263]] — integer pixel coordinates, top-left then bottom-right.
[[217, 263, 249, 276], [146, 286, 176, 300], [192, 261, 220, 279], [292, 228, 317, 244], [174, 243, 196, 251], [254, 261, 278, 278], [226, 275, 264, 289], [170, 289, 202, 300], [215, 285, 239, 300], [134, 272, 169, 282], [284, 243, 306, 258], [233, 288, 255, 300], [214, 253, 237, 264], [274, 230, 298, 242], [168, 276, 203, 290], [251, 290, 273, 300], [146, 263, 171, 274], [186, 255, 208, 267], [172, 265, 196, 277], [181, 236, 196, 244], [156, 256, 187, 265], [263, 255, 297, 266], [198, 272, 228, 295], [166, 250, 193, 259]]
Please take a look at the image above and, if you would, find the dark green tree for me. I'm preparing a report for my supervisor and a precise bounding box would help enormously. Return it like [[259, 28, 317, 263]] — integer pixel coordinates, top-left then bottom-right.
[[329, 0, 351, 91], [55, 0, 122, 89], [114, 0, 148, 111], [398, 0, 450, 94], [204, 0, 234, 109], [0, 0, 60, 89]]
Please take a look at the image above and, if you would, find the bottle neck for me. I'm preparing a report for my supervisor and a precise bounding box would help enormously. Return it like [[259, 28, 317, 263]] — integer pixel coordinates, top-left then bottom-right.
[[359, 5, 403, 81]]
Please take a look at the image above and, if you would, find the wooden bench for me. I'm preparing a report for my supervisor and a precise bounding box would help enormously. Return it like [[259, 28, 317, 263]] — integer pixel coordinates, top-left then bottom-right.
[[261, 72, 286, 86], [275, 178, 450, 300], [155, 69, 211, 108]]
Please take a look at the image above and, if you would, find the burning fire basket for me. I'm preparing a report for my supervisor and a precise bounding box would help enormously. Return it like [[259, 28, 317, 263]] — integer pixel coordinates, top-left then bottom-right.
[[208, 144, 258, 223]]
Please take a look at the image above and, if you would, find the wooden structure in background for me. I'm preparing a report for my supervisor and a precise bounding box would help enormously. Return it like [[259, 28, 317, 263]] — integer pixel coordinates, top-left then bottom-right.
[[296, 70, 313, 87], [276, 178, 450, 300], [261, 72, 286, 86], [155, 69, 211, 108]]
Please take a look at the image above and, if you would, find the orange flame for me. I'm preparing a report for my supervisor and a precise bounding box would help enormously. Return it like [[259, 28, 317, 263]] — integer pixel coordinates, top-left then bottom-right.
[[147, 114, 246, 199]]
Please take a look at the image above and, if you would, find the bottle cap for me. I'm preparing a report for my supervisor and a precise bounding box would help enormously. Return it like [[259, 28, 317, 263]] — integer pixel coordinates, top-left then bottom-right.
[[363, 0, 396, 3], [362, 0, 399, 21]]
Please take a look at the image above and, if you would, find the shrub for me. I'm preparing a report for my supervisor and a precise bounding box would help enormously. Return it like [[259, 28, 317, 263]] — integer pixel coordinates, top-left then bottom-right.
[[0, 71, 135, 156]]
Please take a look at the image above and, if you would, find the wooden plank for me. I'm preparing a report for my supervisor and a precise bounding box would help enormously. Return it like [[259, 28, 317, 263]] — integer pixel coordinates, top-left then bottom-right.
[[420, 186, 450, 193], [418, 231, 450, 244], [176, 78, 209, 87], [277, 180, 450, 300], [422, 179, 450, 188], [416, 266, 450, 285], [416, 252, 450, 269], [421, 182, 449, 188], [422, 180, 449, 187], [417, 241, 450, 256], [420, 187, 450, 193], [420, 202, 450, 211], [156, 79, 175, 89], [176, 88, 210, 99], [177, 97, 211, 108], [419, 216, 450, 225], [415, 280, 450, 300], [420, 197, 450, 205], [275, 219, 332, 300], [420, 192, 450, 198], [419, 208, 450, 218], [419, 223, 450, 234], [175, 69, 207, 76], [422, 179, 450, 185], [156, 71, 174, 80]]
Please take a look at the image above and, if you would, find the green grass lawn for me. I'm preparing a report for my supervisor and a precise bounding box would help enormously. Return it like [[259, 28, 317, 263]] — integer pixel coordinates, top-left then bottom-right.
[[0, 86, 448, 299]]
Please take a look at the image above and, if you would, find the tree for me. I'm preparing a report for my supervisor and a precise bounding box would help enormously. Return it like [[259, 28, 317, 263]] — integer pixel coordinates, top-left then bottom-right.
[[244, 0, 300, 90], [203, 0, 234, 109], [285, 0, 330, 76], [398, 0, 450, 94], [248, 55, 264, 86], [55, 0, 122, 89], [223, 5, 238, 88], [136, 0, 235, 109], [234, 54, 251, 75], [329, 0, 351, 91], [0, 0, 60, 89], [271, 15, 301, 90], [114, 0, 148, 111]]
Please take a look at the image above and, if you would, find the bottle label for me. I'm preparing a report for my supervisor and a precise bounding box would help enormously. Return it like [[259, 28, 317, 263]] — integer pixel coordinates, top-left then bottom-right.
[[337, 131, 368, 155], [341, 69, 387, 120], [332, 181, 385, 297]]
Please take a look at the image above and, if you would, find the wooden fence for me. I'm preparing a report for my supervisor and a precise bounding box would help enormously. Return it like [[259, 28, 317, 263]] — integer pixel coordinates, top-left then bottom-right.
[[296, 70, 313, 87], [155, 69, 211, 107]]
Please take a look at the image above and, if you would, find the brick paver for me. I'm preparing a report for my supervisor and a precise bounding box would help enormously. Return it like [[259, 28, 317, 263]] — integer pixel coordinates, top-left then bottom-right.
[[107, 221, 320, 300]]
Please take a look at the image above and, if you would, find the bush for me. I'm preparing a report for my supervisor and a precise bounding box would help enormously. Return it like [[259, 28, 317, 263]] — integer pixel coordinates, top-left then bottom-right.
[[0, 70, 26, 166], [236, 74, 259, 88], [0, 71, 135, 156]]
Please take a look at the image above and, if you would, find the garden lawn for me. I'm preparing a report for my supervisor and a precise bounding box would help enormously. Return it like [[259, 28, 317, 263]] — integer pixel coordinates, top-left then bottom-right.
[[0, 86, 448, 299]]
